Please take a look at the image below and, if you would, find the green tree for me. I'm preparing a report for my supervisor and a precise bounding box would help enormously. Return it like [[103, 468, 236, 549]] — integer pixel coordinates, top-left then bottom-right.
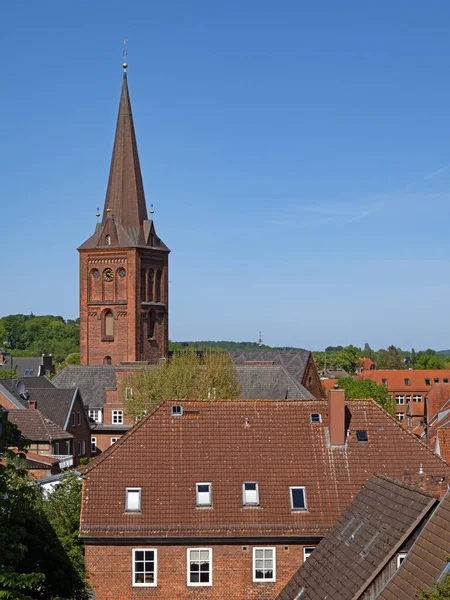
[[415, 349, 445, 370], [334, 345, 359, 373], [123, 350, 241, 420], [376, 345, 404, 369], [417, 575, 450, 599], [336, 377, 395, 415]]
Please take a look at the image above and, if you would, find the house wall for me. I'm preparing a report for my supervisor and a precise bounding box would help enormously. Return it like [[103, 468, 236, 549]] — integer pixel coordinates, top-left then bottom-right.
[[66, 393, 92, 466], [85, 542, 308, 600], [0, 393, 20, 410], [303, 357, 325, 399]]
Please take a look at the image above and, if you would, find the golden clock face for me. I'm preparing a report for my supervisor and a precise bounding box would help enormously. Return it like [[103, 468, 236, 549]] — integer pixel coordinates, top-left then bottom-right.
[[103, 268, 114, 282]]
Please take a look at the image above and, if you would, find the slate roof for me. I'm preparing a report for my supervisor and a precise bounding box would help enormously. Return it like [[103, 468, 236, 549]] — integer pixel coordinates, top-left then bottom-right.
[[53, 365, 135, 408], [8, 409, 73, 442], [0, 357, 43, 377], [231, 351, 312, 386], [378, 489, 450, 599], [276, 475, 437, 600], [236, 365, 313, 400], [80, 399, 450, 539]]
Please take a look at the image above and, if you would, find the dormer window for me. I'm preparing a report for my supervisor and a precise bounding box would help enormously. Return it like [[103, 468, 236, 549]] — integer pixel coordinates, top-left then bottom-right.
[[105, 234, 111, 246], [243, 482, 259, 506], [382, 378, 388, 386], [172, 405, 183, 416], [425, 378, 431, 386], [125, 488, 141, 512], [404, 378, 411, 386], [290, 486, 307, 511], [196, 483, 212, 507], [310, 413, 322, 424]]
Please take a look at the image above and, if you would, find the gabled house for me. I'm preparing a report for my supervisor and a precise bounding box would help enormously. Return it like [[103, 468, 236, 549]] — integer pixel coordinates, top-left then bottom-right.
[[0, 351, 55, 377], [0, 378, 92, 466], [276, 475, 440, 600], [231, 350, 325, 399], [80, 389, 450, 599]]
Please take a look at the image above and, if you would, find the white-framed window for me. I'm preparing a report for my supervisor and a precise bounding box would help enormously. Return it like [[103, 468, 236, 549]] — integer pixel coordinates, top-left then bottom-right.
[[196, 483, 212, 507], [290, 486, 307, 511], [253, 547, 276, 582], [396, 553, 407, 568], [395, 395, 405, 405], [77, 442, 82, 456], [132, 548, 157, 586], [243, 482, 259, 506], [81, 440, 86, 456], [125, 488, 142, 512], [110, 437, 120, 445], [77, 411, 81, 426], [382, 378, 388, 385], [207, 387, 216, 400], [91, 437, 97, 454], [187, 548, 212, 586], [397, 413, 405, 422], [125, 387, 133, 400], [54, 441, 60, 455], [303, 546, 315, 561], [88, 409, 102, 423], [425, 378, 431, 386], [413, 395, 423, 402], [406, 396, 411, 402], [112, 410, 123, 424]]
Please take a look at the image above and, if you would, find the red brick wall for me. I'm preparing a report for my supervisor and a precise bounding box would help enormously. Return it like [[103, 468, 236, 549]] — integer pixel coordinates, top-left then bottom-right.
[[85, 542, 307, 599], [303, 357, 325, 399]]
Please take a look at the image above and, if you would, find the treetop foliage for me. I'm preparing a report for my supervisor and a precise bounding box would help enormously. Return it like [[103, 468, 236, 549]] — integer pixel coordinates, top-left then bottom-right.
[[123, 349, 241, 420], [417, 574, 450, 599], [334, 377, 396, 415]]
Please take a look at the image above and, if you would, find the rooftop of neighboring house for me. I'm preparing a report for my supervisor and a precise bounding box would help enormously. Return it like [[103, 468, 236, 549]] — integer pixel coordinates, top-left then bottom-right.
[[0, 354, 55, 378], [80, 394, 450, 540], [357, 369, 450, 391], [276, 474, 438, 600], [7, 408, 73, 442], [53, 364, 140, 409], [357, 357, 375, 371], [0, 378, 79, 429], [230, 350, 312, 385], [426, 383, 450, 421], [236, 364, 313, 400], [321, 368, 350, 379], [378, 488, 450, 599]]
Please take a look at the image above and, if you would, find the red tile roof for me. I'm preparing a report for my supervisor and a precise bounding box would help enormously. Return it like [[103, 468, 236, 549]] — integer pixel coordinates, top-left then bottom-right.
[[81, 399, 450, 540], [357, 357, 375, 371], [426, 384, 450, 421], [357, 370, 450, 392], [7, 409, 73, 442]]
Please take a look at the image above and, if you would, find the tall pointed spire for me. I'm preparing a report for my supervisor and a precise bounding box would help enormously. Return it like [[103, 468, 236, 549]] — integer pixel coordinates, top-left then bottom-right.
[[102, 72, 148, 229]]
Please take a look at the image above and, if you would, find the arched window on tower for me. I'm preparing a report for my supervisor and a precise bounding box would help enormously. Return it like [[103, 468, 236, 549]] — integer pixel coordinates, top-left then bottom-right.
[[104, 311, 114, 339], [104, 356, 112, 365], [148, 310, 156, 339], [155, 270, 162, 303], [148, 269, 154, 302], [105, 234, 111, 246]]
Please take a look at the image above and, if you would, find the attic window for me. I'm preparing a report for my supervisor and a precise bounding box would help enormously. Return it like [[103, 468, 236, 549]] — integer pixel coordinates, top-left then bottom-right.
[[105, 234, 111, 246], [290, 487, 307, 511], [444, 379, 449, 384], [404, 378, 411, 386], [356, 430, 368, 443], [396, 553, 407, 568], [425, 378, 431, 385], [382, 378, 388, 385], [24, 369, 29, 376], [172, 405, 183, 417], [310, 413, 322, 424], [435, 378, 440, 383], [196, 483, 212, 507], [125, 488, 141, 512], [243, 482, 259, 506]]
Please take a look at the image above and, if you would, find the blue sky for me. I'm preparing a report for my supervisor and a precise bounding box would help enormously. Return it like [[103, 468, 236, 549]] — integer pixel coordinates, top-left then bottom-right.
[[2, 1, 450, 350]]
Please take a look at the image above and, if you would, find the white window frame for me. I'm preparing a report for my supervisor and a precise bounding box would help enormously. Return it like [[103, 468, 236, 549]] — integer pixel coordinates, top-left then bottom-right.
[[110, 437, 120, 445], [54, 441, 60, 455], [125, 387, 133, 400], [395, 395, 405, 405], [303, 546, 315, 562], [125, 488, 142, 513], [290, 486, 308, 511], [243, 482, 259, 506], [132, 548, 157, 587], [413, 395, 423, 402], [397, 413, 405, 422], [187, 548, 212, 587], [91, 437, 97, 454], [77, 441, 82, 456], [253, 547, 276, 582], [81, 440, 86, 456], [89, 409, 102, 424], [112, 410, 123, 424], [396, 552, 407, 568], [196, 482, 212, 507]]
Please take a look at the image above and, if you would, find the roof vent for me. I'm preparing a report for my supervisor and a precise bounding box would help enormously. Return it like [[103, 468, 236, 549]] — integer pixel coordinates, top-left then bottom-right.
[[356, 430, 368, 443], [310, 413, 322, 424], [171, 405, 183, 417]]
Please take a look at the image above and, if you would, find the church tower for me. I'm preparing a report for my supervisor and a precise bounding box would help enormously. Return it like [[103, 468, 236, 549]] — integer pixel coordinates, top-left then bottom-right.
[[78, 69, 169, 366]]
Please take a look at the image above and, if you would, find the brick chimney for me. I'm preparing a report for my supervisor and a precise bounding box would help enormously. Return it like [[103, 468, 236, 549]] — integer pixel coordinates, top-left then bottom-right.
[[27, 399, 37, 410], [328, 386, 346, 446]]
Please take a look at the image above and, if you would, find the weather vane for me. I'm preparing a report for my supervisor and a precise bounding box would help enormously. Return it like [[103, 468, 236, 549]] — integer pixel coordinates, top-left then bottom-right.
[[150, 203, 155, 215], [122, 39, 128, 71], [95, 207, 100, 222]]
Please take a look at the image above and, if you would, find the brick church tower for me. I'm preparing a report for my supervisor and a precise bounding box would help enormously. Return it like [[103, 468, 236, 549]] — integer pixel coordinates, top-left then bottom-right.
[[78, 70, 169, 366]]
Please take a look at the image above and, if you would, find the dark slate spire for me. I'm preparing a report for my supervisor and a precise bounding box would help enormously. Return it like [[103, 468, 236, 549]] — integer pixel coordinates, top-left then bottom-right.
[[102, 72, 148, 229]]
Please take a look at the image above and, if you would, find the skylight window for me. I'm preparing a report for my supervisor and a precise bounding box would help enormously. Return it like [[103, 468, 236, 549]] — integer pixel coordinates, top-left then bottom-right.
[[444, 379, 449, 384], [196, 483, 212, 507], [290, 486, 307, 511], [425, 378, 431, 386], [172, 405, 183, 417], [243, 482, 259, 506], [125, 488, 142, 512], [435, 378, 440, 384], [404, 378, 411, 386], [356, 430, 368, 443], [382, 378, 388, 386], [310, 413, 322, 424]]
